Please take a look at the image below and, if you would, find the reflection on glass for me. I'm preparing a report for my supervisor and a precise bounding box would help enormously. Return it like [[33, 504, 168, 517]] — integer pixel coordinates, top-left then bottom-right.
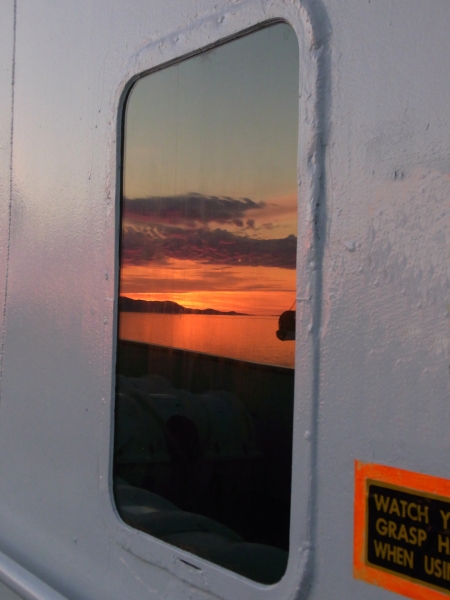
[[115, 22, 298, 584]]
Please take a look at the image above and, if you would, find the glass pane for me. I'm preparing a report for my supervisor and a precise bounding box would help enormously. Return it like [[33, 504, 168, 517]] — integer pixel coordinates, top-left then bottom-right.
[[115, 22, 298, 584]]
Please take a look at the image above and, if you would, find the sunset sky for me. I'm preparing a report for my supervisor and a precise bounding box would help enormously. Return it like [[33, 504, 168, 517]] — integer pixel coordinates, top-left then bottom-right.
[[120, 23, 299, 316]]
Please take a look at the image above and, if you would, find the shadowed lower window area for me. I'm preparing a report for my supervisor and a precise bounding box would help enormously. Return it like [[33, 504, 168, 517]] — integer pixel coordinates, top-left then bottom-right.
[[114, 22, 299, 584]]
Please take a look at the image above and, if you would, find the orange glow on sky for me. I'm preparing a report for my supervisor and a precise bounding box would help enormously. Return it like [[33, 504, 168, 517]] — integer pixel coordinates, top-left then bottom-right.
[[120, 260, 296, 315], [121, 290, 295, 316]]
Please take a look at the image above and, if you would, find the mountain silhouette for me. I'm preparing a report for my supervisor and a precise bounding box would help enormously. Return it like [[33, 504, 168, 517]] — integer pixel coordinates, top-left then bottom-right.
[[119, 296, 248, 316]]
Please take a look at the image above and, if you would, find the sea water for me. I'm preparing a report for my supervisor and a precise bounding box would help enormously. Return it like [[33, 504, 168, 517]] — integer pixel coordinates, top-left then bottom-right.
[[119, 312, 295, 368]]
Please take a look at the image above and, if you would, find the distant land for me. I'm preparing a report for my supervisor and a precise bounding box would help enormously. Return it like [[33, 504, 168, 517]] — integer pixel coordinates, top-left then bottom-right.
[[119, 296, 249, 316]]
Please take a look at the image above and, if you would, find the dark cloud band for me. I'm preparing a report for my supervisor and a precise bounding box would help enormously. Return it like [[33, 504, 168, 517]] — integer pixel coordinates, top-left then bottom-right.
[[123, 193, 265, 226], [122, 225, 296, 269]]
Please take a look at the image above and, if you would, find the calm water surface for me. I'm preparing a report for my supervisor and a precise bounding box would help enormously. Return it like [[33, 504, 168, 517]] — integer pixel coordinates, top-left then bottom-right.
[[119, 313, 295, 368]]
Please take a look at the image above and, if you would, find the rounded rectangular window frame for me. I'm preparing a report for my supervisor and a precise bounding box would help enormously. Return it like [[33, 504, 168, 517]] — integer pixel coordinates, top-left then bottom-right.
[[109, 8, 320, 600]]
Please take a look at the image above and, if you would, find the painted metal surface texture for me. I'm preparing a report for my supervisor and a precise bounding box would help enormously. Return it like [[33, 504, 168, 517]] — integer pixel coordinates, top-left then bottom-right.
[[0, 0, 14, 395], [0, 580, 22, 600], [0, 1, 448, 599]]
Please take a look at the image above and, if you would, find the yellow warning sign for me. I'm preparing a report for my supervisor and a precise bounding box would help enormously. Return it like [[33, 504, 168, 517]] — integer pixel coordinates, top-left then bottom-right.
[[354, 461, 450, 599]]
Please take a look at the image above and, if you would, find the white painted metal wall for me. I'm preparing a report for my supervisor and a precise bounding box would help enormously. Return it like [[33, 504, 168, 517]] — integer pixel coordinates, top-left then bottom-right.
[[0, 1, 448, 599]]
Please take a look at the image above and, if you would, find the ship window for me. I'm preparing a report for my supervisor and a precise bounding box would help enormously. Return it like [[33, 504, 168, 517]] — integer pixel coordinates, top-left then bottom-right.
[[114, 22, 298, 584]]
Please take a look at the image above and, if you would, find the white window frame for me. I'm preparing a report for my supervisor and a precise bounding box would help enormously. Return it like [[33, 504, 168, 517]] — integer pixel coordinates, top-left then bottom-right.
[[105, 3, 324, 599]]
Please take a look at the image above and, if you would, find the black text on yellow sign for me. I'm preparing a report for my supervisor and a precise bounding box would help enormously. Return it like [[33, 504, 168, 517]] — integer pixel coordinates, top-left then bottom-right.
[[367, 481, 450, 593]]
